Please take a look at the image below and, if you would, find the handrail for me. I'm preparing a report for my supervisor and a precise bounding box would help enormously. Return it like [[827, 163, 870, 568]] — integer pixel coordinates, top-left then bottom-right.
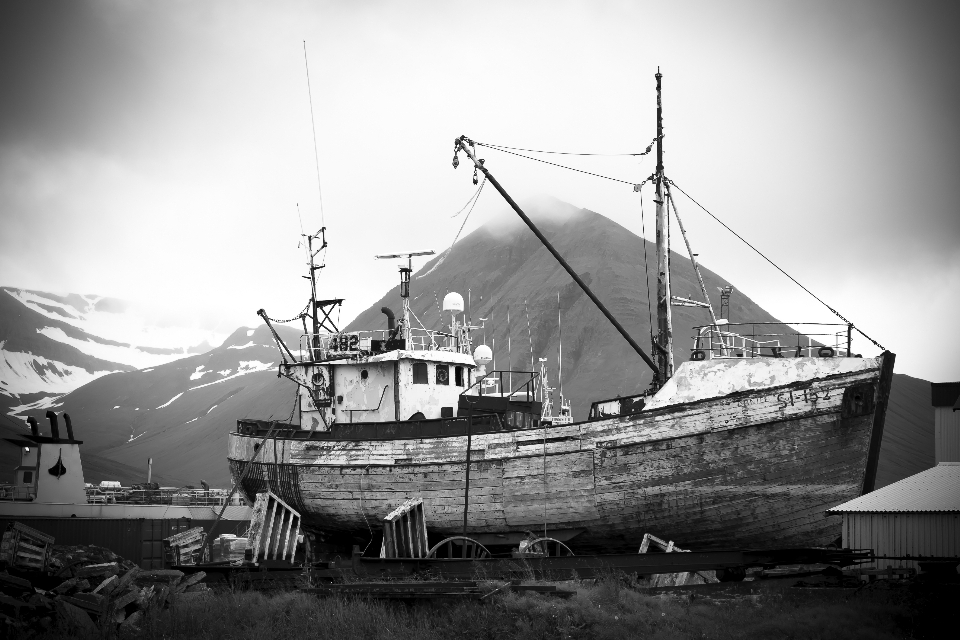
[[460, 370, 541, 404], [690, 321, 855, 359]]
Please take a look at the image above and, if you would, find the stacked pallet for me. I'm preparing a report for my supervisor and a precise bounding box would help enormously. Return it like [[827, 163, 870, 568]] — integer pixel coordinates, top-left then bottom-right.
[[210, 534, 249, 563]]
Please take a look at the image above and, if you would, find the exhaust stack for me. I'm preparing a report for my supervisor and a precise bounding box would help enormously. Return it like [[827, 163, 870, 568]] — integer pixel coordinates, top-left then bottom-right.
[[45, 411, 60, 440], [26, 417, 39, 438], [63, 413, 75, 440], [381, 307, 396, 331]]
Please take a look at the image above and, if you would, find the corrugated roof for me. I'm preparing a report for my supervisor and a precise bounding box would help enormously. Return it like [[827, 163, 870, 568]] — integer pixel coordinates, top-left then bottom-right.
[[828, 463, 960, 513]]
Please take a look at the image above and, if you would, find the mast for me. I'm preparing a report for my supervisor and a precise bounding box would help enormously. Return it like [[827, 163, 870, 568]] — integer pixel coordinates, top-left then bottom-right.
[[375, 250, 435, 344], [654, 69, 674, 383]]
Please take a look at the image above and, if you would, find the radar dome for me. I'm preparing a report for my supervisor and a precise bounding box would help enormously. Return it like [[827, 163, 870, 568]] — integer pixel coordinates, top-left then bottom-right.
[[442, 291, 464, 314], [473, 344, 493, 365]]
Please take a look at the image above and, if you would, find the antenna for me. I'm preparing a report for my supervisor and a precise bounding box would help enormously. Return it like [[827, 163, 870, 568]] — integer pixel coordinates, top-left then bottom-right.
[[303, 41, 325, 227], [375, 250, 436, 344], [557, 291, 564, 399]]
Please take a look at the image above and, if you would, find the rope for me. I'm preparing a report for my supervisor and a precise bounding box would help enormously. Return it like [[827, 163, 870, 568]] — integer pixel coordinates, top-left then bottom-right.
[[666, 178, 886, 351], [474, 136, 658, 157]]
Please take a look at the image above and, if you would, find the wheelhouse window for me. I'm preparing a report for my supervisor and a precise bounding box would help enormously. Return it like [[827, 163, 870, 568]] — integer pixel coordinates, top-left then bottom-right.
[[455, 366, 464, 387], [436, 364, 449, 385], [22, 471, 33, 484], [412, 362, 428, 384]]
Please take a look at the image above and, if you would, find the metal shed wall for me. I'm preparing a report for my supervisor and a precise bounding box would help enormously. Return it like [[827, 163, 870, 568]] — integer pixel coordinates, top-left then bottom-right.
[[934, 407, 960, 463], [0, 518, 193, 569], [841, 513, 960, 570]]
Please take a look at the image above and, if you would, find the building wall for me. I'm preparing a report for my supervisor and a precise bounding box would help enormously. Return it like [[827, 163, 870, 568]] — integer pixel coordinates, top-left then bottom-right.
[[841, 512, 960, 570], [934, 407, 960, 463]]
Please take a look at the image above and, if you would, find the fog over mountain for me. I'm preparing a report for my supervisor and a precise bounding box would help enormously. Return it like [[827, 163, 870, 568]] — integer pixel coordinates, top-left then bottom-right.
[[1, 201, 934, 489]]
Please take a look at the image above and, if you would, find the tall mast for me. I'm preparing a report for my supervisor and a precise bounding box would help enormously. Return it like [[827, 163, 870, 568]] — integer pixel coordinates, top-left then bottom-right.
[[306, 227, 327, 337], [654, 69, 674, 383]]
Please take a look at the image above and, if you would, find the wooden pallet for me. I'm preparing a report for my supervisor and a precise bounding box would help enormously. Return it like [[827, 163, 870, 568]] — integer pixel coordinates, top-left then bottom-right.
[[248, 491, 301, 564], [380, 497, 428, 559], [0, 522, 54, 571], [163, 527, 206, 566]]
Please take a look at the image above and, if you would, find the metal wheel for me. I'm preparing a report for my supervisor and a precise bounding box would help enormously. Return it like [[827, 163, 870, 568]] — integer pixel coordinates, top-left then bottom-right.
[[426, 536, 492, 559], [521, 537, 575, 557]]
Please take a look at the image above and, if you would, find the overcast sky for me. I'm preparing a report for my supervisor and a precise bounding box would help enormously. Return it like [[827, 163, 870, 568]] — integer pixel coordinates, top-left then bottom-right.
[[1, 0, 958, 382]]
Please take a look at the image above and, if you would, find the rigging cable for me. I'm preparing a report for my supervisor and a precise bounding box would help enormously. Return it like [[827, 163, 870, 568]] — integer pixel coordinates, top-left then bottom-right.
[[666, 178, 886, 351], [303, 41, 326, 227], [638, 182, 655, 350], [476, 144, 639, 186], [474, 136, 658, 157], [417, 176, 487, 280]]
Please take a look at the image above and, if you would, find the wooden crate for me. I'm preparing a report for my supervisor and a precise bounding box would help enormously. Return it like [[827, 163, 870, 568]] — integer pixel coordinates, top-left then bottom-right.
[[0, 522, 55, 571], [162, 526, 206, 566]]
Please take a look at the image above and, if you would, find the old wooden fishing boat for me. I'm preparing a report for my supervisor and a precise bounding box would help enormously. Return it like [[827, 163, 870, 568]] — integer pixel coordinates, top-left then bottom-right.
[[228, 72, 894, 554]]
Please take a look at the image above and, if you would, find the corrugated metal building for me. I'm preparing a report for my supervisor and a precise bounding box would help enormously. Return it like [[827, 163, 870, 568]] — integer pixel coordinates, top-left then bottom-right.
[[0, 506, 252, 569], [827, 462, 960, 570], [931, 382, 960, 463]]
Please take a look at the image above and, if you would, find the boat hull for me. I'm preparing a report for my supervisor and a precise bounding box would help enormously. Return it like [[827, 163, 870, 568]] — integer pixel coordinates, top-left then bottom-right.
[[227, 354, 894, 553]]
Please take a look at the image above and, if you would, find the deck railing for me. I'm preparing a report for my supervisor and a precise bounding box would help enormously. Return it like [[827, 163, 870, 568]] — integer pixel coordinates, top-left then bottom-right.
[[460, 370, 541, 404], [300, 327, 463, 361], [690, 322, 855, 360]]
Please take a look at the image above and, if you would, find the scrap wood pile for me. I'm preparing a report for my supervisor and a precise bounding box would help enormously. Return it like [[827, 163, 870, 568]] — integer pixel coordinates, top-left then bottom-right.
[[0, 522, 211, 637]]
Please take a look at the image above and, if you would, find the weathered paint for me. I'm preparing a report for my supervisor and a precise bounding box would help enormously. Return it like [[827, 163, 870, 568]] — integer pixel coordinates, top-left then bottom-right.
[[644, 356, 882, 410], [290, 351, 475, 428], [229, 355, 893, 552]]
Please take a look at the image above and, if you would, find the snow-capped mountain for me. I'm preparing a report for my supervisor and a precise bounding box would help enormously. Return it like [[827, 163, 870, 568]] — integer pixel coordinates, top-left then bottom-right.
[[7, 324, 299, 486], [0, 287, 222, 419]]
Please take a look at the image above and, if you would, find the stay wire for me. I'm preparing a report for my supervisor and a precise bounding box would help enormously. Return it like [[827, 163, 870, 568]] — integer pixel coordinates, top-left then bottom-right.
[[666, 178, 886, 351]]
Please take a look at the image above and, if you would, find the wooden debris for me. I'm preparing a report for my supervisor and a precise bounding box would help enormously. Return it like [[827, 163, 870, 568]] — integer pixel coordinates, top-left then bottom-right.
[[0, 523, 211, 637], [638, 533, 717, 587]]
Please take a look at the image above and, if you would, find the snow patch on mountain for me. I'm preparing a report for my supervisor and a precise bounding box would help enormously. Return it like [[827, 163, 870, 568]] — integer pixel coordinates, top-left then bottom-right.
[[156, 392, 183, 409], [188, 360, 274, 391], [36, 326, 179, 369], [227, 342, 255, 350], [0, 349, 120, 395], [190, 366, 208, 380]]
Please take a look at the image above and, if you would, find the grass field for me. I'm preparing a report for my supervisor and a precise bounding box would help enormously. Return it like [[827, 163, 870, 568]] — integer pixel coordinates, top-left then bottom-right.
[[80, 576, 955, 640]]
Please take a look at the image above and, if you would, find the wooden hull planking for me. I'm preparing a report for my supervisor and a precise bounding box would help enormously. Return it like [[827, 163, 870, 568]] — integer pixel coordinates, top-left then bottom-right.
[[228, 356, 892, 552]]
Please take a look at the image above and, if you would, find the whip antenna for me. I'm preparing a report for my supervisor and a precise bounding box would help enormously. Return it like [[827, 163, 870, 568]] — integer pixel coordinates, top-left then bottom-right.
[[303, 41, 326, 227]]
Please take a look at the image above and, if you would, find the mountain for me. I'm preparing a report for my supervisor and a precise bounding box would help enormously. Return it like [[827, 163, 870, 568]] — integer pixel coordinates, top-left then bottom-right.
[[5, 324, 298, 487], [0, 287, 221, 419], [4, 199, 936, 490], [347, 197, 792, 418]]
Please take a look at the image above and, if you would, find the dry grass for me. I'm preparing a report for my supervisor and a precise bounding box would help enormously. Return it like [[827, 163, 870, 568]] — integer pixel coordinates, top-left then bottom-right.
[[32, 577, 956, 639]]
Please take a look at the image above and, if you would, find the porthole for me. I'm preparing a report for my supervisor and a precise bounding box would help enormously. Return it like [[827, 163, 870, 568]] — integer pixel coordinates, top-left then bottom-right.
[[360, 369, 369, 381]]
